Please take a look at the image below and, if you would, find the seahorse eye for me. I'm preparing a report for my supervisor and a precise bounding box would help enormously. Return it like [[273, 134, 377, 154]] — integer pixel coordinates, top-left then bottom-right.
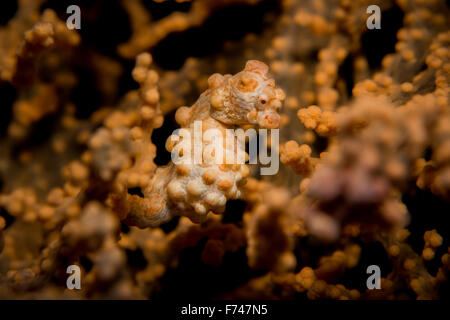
[[259, 94, 268, 106]]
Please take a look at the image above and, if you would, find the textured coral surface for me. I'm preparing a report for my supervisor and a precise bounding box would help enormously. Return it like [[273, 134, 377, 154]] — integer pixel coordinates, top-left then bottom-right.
[[0, 0, 449, 300]]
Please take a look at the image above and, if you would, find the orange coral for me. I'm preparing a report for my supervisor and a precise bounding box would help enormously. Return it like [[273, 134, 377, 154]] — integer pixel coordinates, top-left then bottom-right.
[[0, 0, 448, 301]]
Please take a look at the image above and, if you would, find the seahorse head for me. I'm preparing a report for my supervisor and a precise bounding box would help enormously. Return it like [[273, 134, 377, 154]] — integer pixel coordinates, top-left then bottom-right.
[[209, 60, 285, 129]]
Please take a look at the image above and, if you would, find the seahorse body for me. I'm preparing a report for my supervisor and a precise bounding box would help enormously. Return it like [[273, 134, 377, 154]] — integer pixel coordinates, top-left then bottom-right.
[[125, 60, 285, 227]]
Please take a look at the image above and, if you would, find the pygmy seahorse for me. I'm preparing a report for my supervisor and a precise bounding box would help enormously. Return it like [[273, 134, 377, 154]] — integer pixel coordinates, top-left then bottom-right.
[[125, 60, 285, 227]]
